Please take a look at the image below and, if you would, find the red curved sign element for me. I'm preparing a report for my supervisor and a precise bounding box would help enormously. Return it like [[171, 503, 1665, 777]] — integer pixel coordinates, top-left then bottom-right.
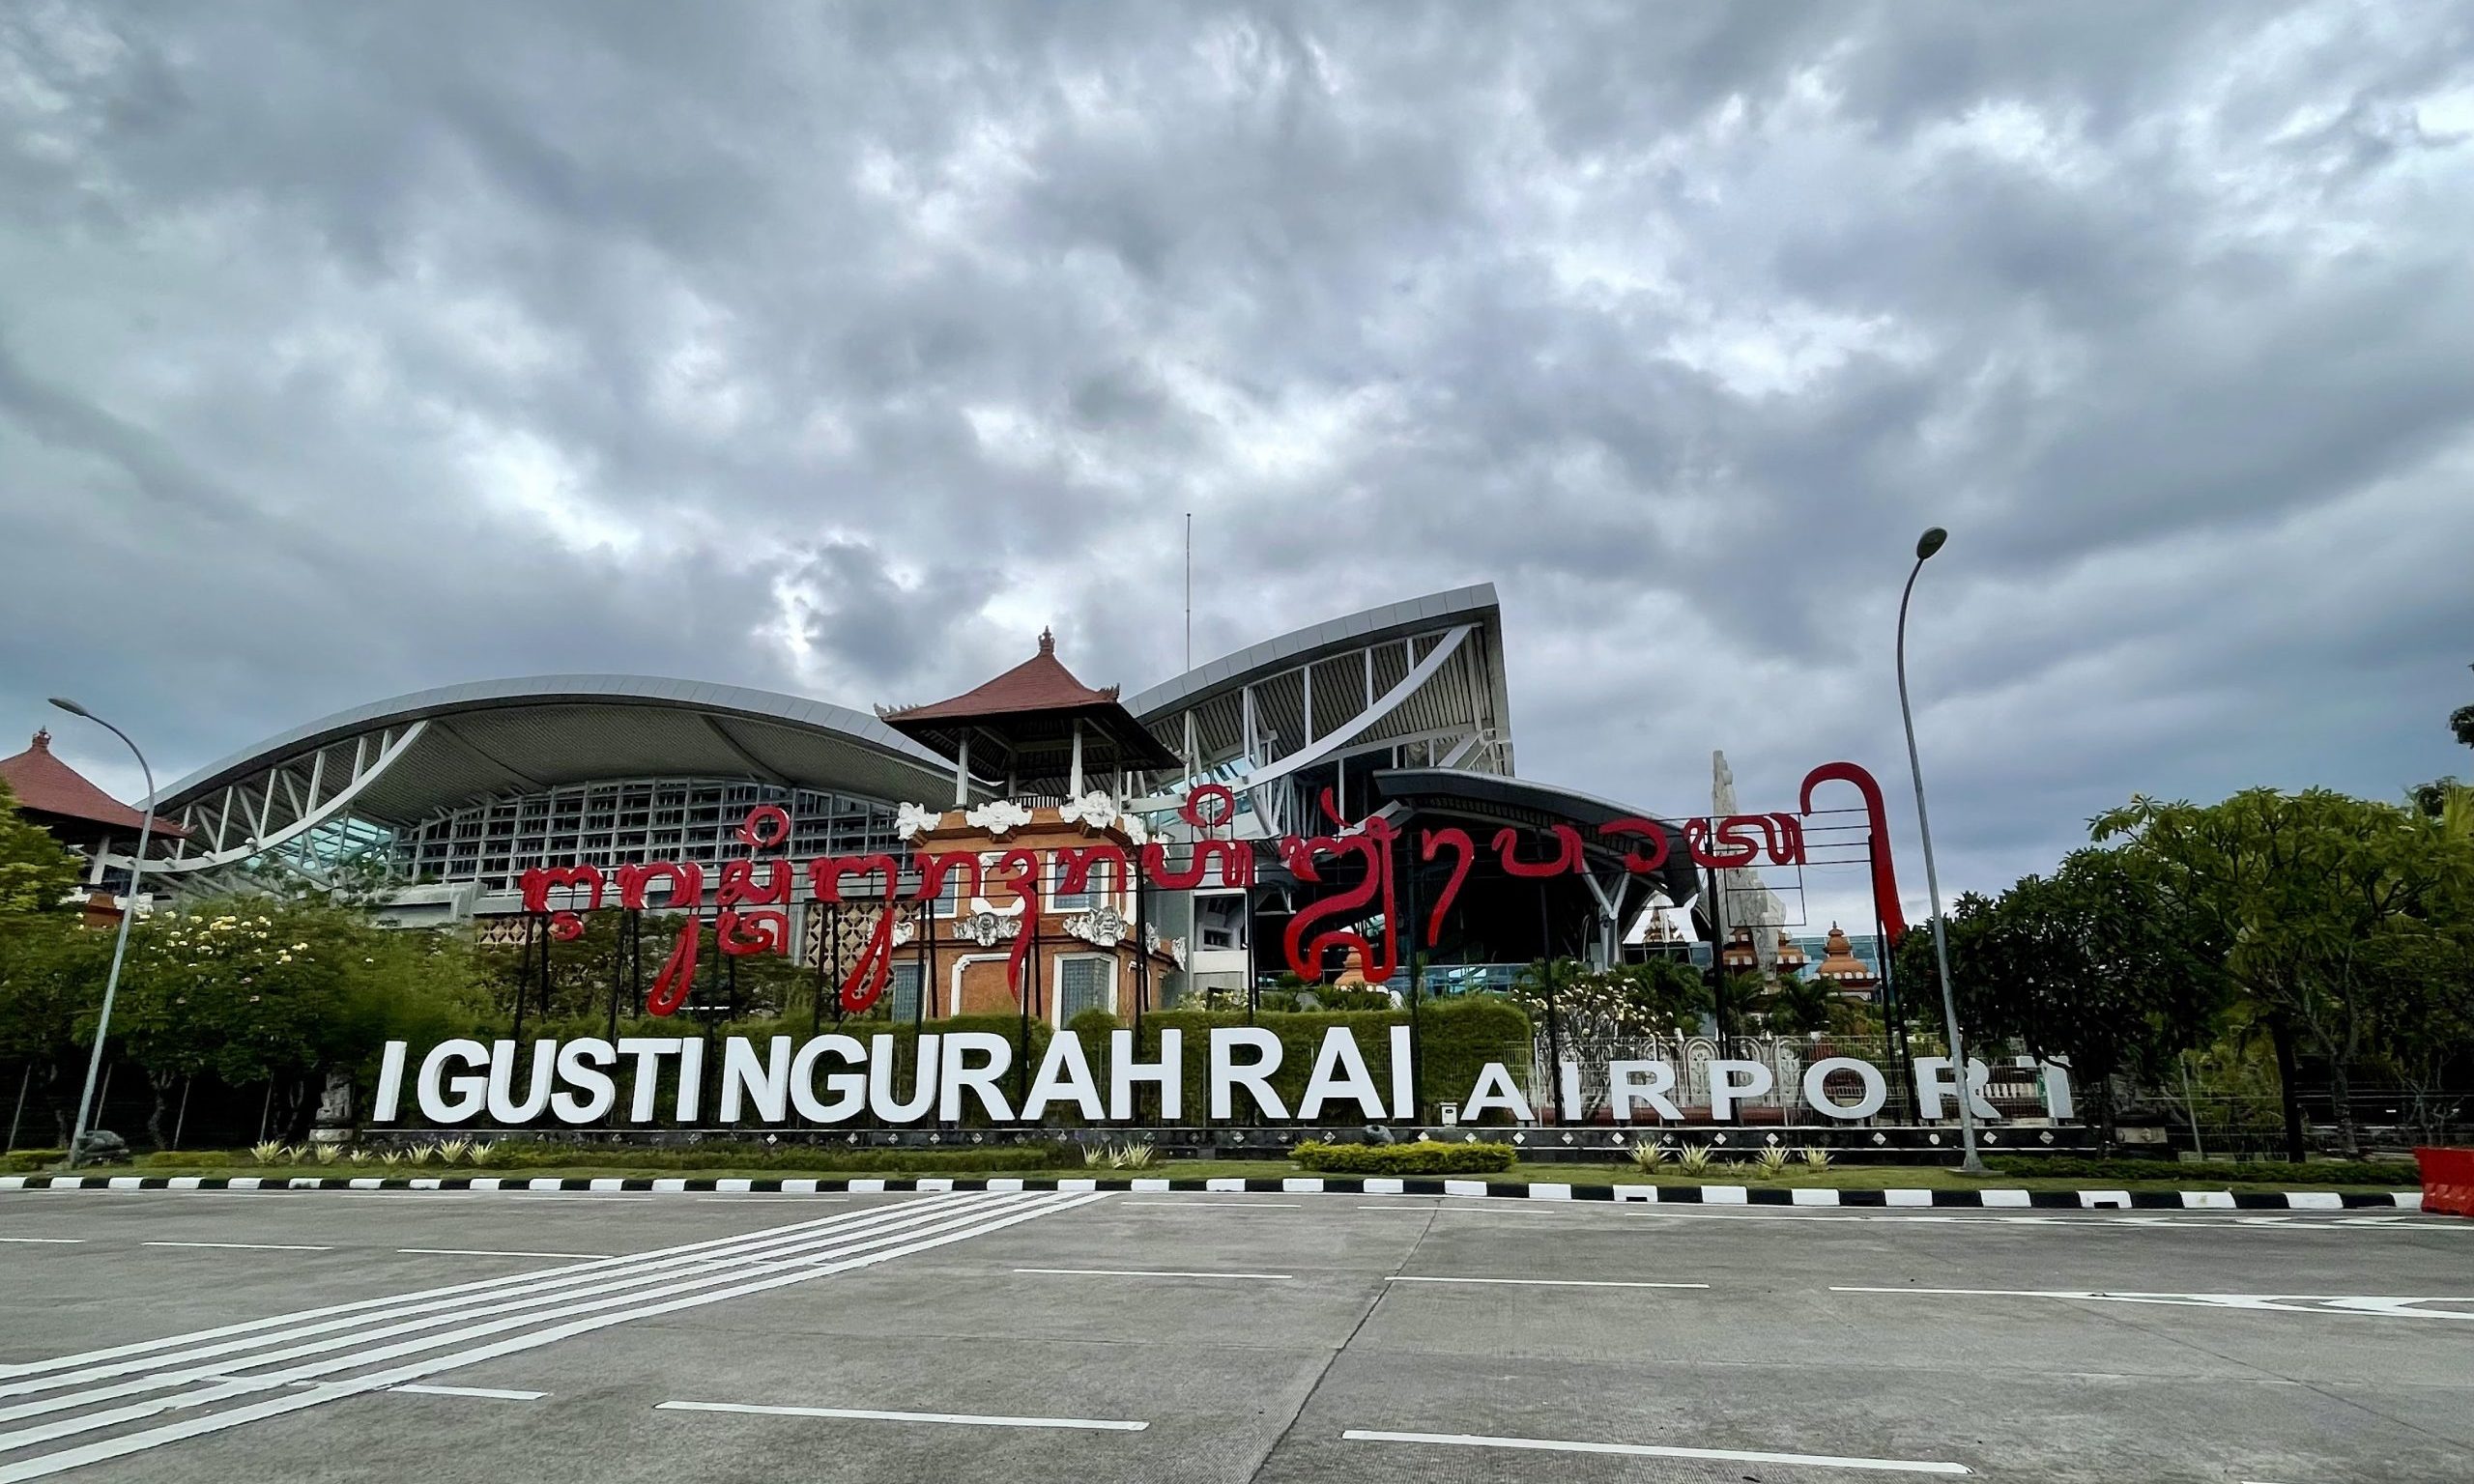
[[1799, 761, 1909, 946]]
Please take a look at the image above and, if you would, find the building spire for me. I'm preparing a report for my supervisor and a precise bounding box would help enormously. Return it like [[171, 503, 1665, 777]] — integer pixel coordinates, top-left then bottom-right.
[[1038, 626, 1055, 655]]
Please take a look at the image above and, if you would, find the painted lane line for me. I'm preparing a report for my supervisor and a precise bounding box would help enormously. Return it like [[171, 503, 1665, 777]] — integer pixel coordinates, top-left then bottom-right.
[[388, 1384, 545, 1401], [141, 1241, 331, 1252], [0, 1193, 1049, 1437], [0, 1194, 1074, 1455], [395, 1249, 614, 1261], [1387, 1276, 1710, 1290], [0, 1192, 1071, 1439], [0, 1190, 986, 1385], [0, 1194, 1014, 1439], [1118, 1191, 1296, 1207], [658, 1400, 1146, 1432], [1342, 1428, 1971, 1475], [0, 1192, 1105, 1484], [1831, 1285, 2474, 1320], [1012, 1267, 1294, 1280], [0, 1240, 82, 1245]]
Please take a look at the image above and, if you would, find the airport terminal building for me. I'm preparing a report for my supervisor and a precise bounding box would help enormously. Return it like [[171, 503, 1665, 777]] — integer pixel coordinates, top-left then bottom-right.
[[90, 585, 1837, 1015]]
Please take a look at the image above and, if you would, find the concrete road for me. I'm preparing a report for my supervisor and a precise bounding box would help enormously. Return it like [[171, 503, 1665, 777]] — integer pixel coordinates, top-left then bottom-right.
[[1, 1188, 2467, 1483]]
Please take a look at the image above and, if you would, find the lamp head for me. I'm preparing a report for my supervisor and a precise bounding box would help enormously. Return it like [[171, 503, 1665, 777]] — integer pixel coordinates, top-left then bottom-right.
[[1914, 528, 1948, 561], [47, 697, 91, 720]]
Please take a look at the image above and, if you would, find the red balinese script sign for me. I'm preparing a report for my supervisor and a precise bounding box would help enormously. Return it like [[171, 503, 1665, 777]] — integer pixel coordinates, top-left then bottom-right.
[[519, 762, 1907, 1019]]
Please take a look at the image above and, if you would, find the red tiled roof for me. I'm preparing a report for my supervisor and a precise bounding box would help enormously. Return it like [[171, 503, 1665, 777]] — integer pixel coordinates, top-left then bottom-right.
[[881, 629, 1121, 723], [0, 729, 185, 837]]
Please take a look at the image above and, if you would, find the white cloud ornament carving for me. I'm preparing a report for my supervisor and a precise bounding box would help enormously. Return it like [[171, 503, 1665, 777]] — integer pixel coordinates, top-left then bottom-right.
[[963, 799, 1035, 837]]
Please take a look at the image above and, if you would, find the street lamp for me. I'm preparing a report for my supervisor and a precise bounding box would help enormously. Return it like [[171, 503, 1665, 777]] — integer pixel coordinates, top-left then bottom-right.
[[48, 698, 155, 1170], [1893, 529, 1985, 1175]]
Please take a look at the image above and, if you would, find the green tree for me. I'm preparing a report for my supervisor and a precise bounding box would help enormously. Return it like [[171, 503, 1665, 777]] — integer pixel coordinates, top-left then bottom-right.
[[117, 896, 493, 1146], [1710, 970, 1774, 1042], [1762, 973, 1848, 1038], [0, 780, 82, 921], [2363, 927, 2474, 1142], [1896, 850, 2229, 1140], [0, 916, 112, 1145], [0, 782, 98, 1145], [2094, 788, 2471, 1156]]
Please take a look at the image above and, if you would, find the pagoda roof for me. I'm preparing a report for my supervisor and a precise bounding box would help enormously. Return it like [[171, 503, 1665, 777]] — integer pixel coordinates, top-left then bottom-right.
[[1, 729, 186, 838], [882, 630, 1122, 722], [878, 631, 1178, 779]]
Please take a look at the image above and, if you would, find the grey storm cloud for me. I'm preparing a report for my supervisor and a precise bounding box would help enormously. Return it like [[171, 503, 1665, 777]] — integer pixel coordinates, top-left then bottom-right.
[[4, 0, 2471, 926]]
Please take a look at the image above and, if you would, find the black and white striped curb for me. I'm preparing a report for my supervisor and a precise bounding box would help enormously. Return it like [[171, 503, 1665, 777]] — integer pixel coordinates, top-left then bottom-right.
[[0, 1173, 2427, 1210]]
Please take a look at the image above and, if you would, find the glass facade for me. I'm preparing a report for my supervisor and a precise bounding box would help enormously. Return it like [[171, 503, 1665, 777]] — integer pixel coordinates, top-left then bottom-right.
[[390, 777, 902, 892]]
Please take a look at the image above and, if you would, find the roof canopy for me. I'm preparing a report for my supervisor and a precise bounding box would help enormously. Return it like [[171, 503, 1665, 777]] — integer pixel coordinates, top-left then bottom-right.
[[1368, 766, 1701, 924], [1, 729, 184, 839], [879, 630, 1178, 785]]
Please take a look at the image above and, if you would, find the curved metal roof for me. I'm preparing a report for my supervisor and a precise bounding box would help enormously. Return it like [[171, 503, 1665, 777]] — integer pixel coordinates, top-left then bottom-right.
[[1125, 583, 1504, 721], [1123, 585, 1515, 790], [159, 674, 958, 818]]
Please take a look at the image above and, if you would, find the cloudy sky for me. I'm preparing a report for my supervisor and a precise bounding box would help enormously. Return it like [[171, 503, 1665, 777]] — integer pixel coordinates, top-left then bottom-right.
[[4, 1, 2471, 925]]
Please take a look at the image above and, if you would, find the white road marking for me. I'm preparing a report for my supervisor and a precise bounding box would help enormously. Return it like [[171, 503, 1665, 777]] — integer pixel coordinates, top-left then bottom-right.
[[1832, 1285, 2474, 1320], [1342, 1428, 1971, 1474], [1387, 1275, 1709, 1290], [1118, 1200, 1303, 1209], [396, 1249, 613, 1261], [658, 1400, 1147, 1432], [141, 1241, 331, 1252], [0, 1190, 1103, 1482], [388, 1384, 545, 1401], [0, 1239, 82, 1245], [1012, 1267, 1293, 1280]]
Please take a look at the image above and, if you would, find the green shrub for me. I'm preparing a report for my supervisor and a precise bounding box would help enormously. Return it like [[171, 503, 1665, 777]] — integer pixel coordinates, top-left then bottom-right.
[[2, 1149, 65, 1174], [1983, 1155, 2415, 1185], [1291, 1139, 1515, 1175], [143, 1150, 232, 1168]]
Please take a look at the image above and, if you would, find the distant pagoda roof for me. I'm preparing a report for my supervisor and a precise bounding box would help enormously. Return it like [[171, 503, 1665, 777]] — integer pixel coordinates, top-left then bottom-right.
[[878, 630, 1178, 783], [0, 729, 185, 838]]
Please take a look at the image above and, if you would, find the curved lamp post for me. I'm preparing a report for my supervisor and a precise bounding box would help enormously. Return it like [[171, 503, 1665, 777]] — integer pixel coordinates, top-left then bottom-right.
[[1893, 530, 1985, 1174], [48, 698, 155, 1170]]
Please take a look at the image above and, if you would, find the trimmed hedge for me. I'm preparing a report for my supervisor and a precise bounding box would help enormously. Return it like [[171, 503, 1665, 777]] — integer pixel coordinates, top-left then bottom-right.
[[466, 1140, 1079, 1173], [1292, 1139, 1516, 1175], [1983, 1155, 2417, 1185], [2, 1149, 66, 1174]]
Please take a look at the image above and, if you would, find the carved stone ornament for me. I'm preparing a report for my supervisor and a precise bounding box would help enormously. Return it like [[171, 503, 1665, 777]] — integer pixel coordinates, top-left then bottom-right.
[[1169, 935, 1187, 968], [961, 910, 1021, 949], [1064, 906, 1129, 948], [963, 799, 1035, 837], [1117, 813, 1150, 846], [894, 802, 943, 841], [891, 912, 916, 947], [1058, 790, 1116, 831]]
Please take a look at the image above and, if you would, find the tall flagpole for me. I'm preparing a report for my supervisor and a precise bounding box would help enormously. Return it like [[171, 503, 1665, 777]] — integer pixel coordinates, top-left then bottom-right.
[[1184, 512, 1193, 671]]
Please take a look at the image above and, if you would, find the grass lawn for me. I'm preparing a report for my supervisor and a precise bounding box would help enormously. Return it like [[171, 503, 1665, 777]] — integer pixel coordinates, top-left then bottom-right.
[[47, 1156, 2423, 1194]]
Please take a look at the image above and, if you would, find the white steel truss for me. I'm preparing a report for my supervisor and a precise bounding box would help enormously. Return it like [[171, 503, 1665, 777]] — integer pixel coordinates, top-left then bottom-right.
[[104, 722, 429, 880]]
